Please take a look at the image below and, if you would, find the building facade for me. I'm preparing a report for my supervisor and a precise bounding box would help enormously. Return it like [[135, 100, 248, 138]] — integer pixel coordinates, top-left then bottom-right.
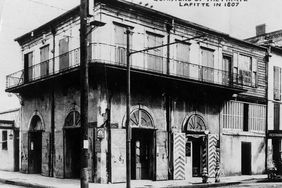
[[246, 28, 282, 173], [6, 0, 267, 183], [0, 108, 20, 171]]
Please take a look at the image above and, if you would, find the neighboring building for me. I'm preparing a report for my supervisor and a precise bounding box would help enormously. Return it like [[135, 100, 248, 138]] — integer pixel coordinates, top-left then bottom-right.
[[6, 0, 267, 183], [0, 108, 20, 171], [246, 26, 282, 173]]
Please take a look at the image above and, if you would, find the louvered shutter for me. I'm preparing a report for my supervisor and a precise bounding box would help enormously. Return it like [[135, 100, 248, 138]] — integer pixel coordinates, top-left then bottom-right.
[[111, 129, 126, 183], [274, 66, 281, 100], [156, 131, 168, 180], [54, 131, 64, 178], [21, 132, 29, 173], [41, 132, 51, 176]]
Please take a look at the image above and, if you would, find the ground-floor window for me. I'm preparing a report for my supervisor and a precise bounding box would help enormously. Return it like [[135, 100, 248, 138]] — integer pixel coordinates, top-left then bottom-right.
[[222, 101, 266, 132], [2, 131, 7, 150]]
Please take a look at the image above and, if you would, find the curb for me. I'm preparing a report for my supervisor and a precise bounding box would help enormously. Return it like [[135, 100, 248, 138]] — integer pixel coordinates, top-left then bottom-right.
[[160, 181, 242, 188], [0, 178, 55, 188]]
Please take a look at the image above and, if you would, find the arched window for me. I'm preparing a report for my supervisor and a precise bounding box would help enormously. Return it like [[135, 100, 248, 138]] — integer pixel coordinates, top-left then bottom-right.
[[184, 114, 206, 131], [65, 111, 80, 127], [30, 115, 42, 131], [129, 108, 154, 128]]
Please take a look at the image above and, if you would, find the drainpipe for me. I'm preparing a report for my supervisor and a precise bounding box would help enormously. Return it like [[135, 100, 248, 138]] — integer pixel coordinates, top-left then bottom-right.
[[50, 26, 56, 177], [165, 22, 173, 179], [265, 47, 270, 172]]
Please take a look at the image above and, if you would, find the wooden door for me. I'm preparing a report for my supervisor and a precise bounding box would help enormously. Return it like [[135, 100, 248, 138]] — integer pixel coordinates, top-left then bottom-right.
[[201, 48, 214, 82], [41, 132, 50, 176], [222, 55, 232, 85], [114, 25, 132, 66], [14, 130, 19, 171], [176, 42, 190, 77], [54, 131, 64, 178], [21, 132, 29, 173], [28, 132, 42, 174], [24, 52, 33, 82], [111, 129, 126, 183], [59, 38, 69, 71], [40, 45, 49, 78], [147, 33, 163, 73], [156, 131, 168, 180], [241, 142, 252, 175], [185, 141, 192, 178]]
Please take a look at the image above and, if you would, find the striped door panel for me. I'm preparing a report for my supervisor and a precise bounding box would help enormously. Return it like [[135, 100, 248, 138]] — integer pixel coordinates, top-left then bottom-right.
[[173, 133, 186, 180], [207, 134, 218, 177]]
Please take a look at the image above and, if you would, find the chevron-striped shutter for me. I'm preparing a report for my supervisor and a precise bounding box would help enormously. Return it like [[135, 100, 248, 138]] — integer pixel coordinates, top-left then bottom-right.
[[41, 132, 50, 177], [207, 134, 218, 177], [173, 133, 186, 180]]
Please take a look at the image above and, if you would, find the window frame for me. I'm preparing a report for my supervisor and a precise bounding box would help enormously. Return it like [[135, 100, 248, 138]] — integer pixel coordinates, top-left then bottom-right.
[[2, 131, 7, 150]]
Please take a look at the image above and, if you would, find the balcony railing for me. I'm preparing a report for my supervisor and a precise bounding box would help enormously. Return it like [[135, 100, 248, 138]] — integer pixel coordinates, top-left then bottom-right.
[[6, 42, 249, 89]]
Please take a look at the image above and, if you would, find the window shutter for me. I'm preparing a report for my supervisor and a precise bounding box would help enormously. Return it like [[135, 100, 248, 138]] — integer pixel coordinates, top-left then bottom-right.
[[274, 103, 280, 130], [252, 58, 258, 87], [274, 66, 281, 100]]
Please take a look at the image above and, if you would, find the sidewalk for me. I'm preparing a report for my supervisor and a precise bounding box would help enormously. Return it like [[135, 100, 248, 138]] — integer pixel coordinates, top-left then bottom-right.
[[0, 170, 267, 188]]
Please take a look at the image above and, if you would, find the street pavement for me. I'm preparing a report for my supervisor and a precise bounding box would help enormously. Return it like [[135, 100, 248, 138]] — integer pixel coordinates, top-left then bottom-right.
[[0, 182, 25, 187], [221, 182, 282, 188], [0, 170, 270, 188]]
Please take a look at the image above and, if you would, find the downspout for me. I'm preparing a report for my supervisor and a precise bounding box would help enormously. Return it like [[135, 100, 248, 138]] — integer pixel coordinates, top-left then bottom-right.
[[165, 22, 173, 180], [265, 47, 270, 172], [50, 26, 56, 177]]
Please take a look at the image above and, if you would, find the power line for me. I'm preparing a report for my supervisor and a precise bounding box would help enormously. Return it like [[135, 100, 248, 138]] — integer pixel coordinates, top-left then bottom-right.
[[23, 0, 68, 11]]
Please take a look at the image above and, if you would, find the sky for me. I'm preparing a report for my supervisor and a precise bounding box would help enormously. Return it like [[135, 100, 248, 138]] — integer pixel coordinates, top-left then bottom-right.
[[0, 0, 282, 111]]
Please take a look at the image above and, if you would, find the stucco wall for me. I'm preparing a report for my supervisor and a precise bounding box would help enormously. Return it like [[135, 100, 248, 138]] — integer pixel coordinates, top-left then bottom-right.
[[0, 129, 16, 171], [221, 134, 265, 176]]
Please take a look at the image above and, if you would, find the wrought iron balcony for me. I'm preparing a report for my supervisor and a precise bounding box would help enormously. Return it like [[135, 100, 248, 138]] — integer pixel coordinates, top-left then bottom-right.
[[6, 42, 250, 90]]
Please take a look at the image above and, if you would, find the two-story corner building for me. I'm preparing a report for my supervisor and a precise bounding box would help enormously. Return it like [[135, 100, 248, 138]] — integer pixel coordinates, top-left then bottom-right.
[[246, 26, 282, 173], [5, 0, 267, 183], [0, 108, 20, 172]]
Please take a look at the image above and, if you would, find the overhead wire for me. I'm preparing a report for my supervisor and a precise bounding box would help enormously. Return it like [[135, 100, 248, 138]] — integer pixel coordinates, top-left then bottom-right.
[[22, 0, 68, 11]]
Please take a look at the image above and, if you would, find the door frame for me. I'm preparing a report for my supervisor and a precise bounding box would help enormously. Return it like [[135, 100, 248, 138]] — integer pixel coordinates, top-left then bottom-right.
[[28, 130, 43, 174], [63, 127, 81, 178], [131, 128, 156, 180], [241, 142, 252, 175]]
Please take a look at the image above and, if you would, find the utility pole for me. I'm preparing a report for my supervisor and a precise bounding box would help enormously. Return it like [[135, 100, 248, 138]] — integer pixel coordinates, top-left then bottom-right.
[[80, 0, 89, 187], [126, 27, 131, 188]]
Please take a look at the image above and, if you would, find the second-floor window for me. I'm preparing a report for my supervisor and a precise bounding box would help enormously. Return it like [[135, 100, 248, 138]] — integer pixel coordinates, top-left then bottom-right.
[[274, 103, 280, 130], [201, 48, 214, 82], [274, 66, 282, 100], [147, 32, 163, 73], [59, 37, 69, 71], [114, 24, 132, 66], [24, 52, 33, 82], [40, 45, 49, 78], [222, 55, 232, 84], [175, 42, 190, 77], [237, 54, 257, 87]]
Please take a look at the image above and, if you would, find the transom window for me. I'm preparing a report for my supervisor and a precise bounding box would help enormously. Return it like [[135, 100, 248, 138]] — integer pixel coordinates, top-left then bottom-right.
[[65, 111, 80, 127], [184, 114, 206, 131], [129, 108, 154, 128]]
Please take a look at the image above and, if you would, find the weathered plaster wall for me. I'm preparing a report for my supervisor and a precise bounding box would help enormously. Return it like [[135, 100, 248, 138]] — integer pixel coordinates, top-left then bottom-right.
[[221, 134, 265, 176], [0, 129, 16, 171]]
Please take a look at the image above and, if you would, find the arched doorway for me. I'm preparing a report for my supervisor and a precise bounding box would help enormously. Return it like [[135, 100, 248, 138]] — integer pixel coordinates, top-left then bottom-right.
[[183, 113, 207, 177], [28, 115, 43, 174], [64, 110, 81, 178], [129, 107, 155, 180]]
